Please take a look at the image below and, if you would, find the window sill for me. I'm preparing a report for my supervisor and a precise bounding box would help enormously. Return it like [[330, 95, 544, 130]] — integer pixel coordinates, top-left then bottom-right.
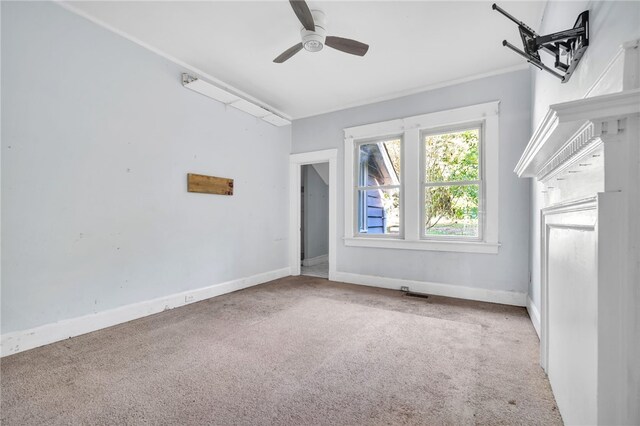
[[343, 237, 500, 254]]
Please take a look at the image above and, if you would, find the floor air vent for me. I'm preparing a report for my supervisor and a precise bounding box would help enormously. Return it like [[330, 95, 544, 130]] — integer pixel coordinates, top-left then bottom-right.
[[404, 291, 429, 299], [400, 286, 429, 299]]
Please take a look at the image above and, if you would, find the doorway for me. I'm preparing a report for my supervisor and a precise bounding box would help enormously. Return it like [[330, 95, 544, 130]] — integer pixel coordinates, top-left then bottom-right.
[[289, 149, 337, 280], [300, 164, 329, 278]]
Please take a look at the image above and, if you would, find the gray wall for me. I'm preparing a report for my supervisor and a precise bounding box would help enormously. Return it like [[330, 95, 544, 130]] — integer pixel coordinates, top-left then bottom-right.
[[1, 2, 291, 334], [302, 165, 329, 260], [292, 69, 532, 295], [529, 0, 640, 311]]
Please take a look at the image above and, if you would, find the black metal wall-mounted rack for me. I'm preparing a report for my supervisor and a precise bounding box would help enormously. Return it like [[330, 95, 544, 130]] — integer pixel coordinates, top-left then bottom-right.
[[493, 3, 589, 83]]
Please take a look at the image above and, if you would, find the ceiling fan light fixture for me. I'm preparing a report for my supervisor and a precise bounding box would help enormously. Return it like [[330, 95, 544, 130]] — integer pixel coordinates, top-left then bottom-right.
[[300, 12, 326, 53], [304, 39, 323, 52]]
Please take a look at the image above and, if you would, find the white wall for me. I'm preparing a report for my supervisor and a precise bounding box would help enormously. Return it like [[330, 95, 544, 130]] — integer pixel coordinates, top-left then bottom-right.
[[292, 70, 531, 300], [302, 165, 329, 260], [0, 2, 291, 335], [528, 0, 640, 314]]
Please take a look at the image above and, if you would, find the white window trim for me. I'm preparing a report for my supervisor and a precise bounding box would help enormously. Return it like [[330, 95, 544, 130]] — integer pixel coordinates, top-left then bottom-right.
[[343, 101, 500, 254], [354, 136, 403, 238]]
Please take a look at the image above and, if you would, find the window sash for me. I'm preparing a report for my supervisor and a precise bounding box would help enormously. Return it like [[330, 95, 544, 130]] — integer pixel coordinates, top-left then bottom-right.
[[423, 124, 482, 184], [421, 124, 484, 241], [355, 138, 402, 184], [423, 180, 480, 188], [354, 186, 402, 237], [354, 136, 402, 237], [356, 184, 401, 191], [422, 183, 483, 241]]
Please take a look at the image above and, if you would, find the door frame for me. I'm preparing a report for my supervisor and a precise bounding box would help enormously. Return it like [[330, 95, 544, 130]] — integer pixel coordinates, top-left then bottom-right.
[[289, 149, 337, 280]]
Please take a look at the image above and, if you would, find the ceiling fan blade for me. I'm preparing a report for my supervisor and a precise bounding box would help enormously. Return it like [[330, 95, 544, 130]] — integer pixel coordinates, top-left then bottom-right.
[[273, 43, 304, 63], [325, 36, 369, 56], [289, 0, 315, 32]]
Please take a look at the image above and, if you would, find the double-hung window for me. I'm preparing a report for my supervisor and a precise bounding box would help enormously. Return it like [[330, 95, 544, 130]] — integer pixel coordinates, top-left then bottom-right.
[[422, 125, 482, 240], [344, 101, 499, 254], [356, 138, 402, 236]]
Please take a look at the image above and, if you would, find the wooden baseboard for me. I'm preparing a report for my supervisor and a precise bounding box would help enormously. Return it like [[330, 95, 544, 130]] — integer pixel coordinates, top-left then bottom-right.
[[526, 296, 541, 338], [1, 267, 291, 357], [332, 271, 527, 307]]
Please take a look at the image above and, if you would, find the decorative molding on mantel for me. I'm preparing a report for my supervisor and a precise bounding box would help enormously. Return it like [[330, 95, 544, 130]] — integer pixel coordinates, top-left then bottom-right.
[[536, 122, 595, 181], [515, 89, 640, 178], [541, 195, 598, 216]]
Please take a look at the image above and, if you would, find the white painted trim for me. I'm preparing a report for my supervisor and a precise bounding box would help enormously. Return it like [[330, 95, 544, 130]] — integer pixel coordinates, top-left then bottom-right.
[[540, 196, 598, 371], [343, 102, 500, 139], [0, 267, 290, 357], [289, 149, 337, 281], [295, 64, 527, 120], [55, 1, 291, 121], [344, 137, 355, 240], [302, 254, 328, 267], [343, 119, 404, 140], [343, 101, 500, 253], [527, 296, 541, 339], [290, 149, 337, 165], [344, 237, 500, 254], [333, 271, 526, 307], [404, 128, 421, 242]]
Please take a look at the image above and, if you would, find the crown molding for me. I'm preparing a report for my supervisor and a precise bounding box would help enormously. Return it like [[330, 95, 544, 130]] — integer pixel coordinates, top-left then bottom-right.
[[56, 1, 292, 121], [294, 64, 527, 120]]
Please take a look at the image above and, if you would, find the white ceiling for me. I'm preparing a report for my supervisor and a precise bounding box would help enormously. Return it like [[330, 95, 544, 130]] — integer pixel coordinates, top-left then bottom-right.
[[64, 1, 545, 119]]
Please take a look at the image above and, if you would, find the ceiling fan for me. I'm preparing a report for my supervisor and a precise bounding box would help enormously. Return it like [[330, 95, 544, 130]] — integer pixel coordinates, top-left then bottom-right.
[[273, 0, 370, 63]]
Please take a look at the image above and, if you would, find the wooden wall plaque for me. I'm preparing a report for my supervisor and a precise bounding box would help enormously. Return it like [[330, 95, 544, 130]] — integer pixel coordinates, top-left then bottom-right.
[[187, 173, 234, 195]]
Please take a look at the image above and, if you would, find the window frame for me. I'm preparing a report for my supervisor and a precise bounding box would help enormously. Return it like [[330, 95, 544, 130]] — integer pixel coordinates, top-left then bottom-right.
[[343, 101, 500, 254], [354, 135, 404, 239]]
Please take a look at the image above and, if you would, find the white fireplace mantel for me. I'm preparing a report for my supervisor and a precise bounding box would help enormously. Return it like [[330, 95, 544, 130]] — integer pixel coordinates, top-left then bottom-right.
[[515, 41, 639, 426], [515, 88, 640, 180]]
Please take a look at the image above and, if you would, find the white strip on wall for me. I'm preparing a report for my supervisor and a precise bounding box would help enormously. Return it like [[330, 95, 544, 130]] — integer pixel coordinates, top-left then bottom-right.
[[333, 271, 527, 307], [1, 268, 290, 357]]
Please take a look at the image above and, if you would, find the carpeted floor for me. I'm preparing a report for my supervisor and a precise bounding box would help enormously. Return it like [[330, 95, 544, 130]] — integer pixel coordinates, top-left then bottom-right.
[[1, 276, 562, 425]]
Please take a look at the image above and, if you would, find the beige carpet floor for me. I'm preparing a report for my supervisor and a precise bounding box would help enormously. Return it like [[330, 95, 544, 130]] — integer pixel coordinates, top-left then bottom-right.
[[1, 276, 562, 425]]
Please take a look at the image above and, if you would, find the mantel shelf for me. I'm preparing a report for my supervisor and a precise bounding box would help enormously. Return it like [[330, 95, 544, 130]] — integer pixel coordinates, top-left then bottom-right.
[[515, 88, 640, 179]]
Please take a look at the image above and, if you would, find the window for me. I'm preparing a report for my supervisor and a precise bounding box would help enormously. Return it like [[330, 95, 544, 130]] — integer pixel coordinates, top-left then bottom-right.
[[356, 138, 401, 236], [422, 126, 481, 239], [344, 101, 499, 254]]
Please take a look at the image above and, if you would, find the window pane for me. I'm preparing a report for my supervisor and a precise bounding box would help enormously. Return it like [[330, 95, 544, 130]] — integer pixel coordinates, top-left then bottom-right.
[[424, 185, 479, 237], [358, 139, 401, 187], [424, 129, 479, 183], [357, 188, 400, 234]]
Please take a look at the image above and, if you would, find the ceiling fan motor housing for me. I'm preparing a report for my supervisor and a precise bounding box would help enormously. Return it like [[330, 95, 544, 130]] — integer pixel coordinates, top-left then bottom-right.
[[301, 10, 326, 52]]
